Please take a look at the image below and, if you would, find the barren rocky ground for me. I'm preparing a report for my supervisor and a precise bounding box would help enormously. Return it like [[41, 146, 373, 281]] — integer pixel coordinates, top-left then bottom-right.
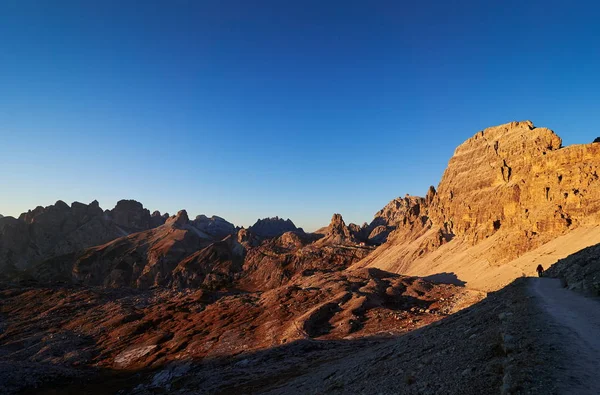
[[0, 269, 482, 394], [4, 275, 596, 394]]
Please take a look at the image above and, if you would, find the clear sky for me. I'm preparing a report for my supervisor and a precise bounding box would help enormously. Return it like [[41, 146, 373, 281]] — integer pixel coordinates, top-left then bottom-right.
[[1, 1, 599, 231]]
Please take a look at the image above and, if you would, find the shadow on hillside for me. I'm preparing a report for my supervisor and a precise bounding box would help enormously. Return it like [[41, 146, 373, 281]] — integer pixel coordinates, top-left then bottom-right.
[[423, 272, 466, 287], [545, 241, 600, 296], [17, 267, 564, 394], [27, 290, 505, 394]]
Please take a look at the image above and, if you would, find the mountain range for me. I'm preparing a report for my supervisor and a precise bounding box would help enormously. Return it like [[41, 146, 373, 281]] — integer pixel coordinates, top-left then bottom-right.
[[2, 120, 600, 393]]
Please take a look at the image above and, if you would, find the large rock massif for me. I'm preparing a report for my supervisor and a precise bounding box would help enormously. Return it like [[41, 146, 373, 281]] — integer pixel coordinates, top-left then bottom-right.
[[248, 217, 300, 238], [0, 199, 151, 273], [28, 210, 242, 290], [355, 121, 600, 290], [0, 201, 237, 279]]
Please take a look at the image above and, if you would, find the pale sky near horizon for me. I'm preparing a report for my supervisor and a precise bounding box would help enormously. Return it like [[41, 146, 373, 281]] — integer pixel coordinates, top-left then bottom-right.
[[1, 1, 599, 231]]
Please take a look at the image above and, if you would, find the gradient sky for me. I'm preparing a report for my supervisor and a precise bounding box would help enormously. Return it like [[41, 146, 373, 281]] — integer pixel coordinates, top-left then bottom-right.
[[1, 1, 599, 231]]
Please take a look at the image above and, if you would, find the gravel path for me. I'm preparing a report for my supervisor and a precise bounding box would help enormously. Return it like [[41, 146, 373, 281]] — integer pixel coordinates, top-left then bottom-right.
[[531, 278, 600, 394]]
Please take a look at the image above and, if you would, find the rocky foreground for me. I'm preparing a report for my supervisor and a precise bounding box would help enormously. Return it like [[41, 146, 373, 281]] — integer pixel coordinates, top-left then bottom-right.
[[0, 269, 482, 394], [2, 275, 584, 394]]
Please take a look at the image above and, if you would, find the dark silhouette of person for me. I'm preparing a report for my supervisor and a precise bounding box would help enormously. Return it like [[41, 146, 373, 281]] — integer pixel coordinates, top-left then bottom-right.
[[536, 264, 544, 277]]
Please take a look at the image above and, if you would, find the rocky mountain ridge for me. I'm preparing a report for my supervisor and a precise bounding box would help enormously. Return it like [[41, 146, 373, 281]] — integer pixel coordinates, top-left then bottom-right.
[[0, 200, 236, 275], [3, 121, 599, 293], [354, 121, 600, 290], [2, 120, 600, 393]]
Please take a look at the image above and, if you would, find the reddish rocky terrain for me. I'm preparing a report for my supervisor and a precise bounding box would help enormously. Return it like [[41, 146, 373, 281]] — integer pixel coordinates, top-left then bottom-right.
[[0, 269, 482, 393]]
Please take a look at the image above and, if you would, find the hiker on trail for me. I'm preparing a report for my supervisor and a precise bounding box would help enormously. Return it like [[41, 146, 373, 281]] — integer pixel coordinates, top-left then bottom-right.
[[536, 264, 544, 277]]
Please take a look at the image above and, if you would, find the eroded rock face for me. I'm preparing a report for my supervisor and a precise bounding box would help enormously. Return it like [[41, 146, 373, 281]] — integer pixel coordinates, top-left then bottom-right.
[[429, 121, 600, 261], [249, 217, 298, 239], [107, 200, 152, 232], [150, 211, 167, 228], [546, 243, 600, 296], [367, 195, 429, 244], [0, 200, 175, 272], [171, 235, 245, 290], [31, 209, 245, 290], [240, 229, 362, 290], [358, 121, 600, 280], [315, 214, 357, 245], [191, 215, 236, 240], [1, 201, 120, 270], [62, 212, 216, 289]]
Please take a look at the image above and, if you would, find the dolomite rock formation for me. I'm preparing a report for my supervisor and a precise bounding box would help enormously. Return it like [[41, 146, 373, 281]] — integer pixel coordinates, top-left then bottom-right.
[[429, 120, 600, 258], [355, 121, 600, 290], [191, 215, 236, 240], [1, 200, 121, 270], [367, 194, 429, 244], [106, 199, 153, 232], [249, 217, 299, 238], [32, 210, 232, 289], [0, 200, 238, 274], [150, 210, 169, 228], [239, 229, 365, 291], [314, 214, 357, 245]]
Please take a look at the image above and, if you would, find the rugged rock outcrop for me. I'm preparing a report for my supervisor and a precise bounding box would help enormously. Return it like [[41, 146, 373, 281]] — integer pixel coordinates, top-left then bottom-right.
[[239, 229, 364, 291], [32, 210, 239, 289], [150, 211, 169, 228], [236, 228, 261, 249], [367, 194, 430, 244], [348, 222, 371, 242], [356, 121, 600, 290], [106, 200, 152, 232], [171, 235, 245, 290], [191, 215, 236, 240], [1, 200, 125, 270], [248, 217, 299, 238], [314, 214, 358, 245], [0, 200, 240, 276], [546, 242, 600, 296], [429, 120, 600, 259]]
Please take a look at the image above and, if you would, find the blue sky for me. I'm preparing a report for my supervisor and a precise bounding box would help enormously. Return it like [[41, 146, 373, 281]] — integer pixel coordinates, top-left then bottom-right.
[[1, 1, 599, 231]]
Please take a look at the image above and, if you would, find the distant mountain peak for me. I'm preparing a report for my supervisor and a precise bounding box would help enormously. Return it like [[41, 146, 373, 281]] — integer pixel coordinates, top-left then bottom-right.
[[249, 217, 298, 238]]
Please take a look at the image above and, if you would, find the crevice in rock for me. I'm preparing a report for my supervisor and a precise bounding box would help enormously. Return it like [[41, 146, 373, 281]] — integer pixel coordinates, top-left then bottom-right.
[[493, 220, 501, 231], [501, 160, 512, 183]]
